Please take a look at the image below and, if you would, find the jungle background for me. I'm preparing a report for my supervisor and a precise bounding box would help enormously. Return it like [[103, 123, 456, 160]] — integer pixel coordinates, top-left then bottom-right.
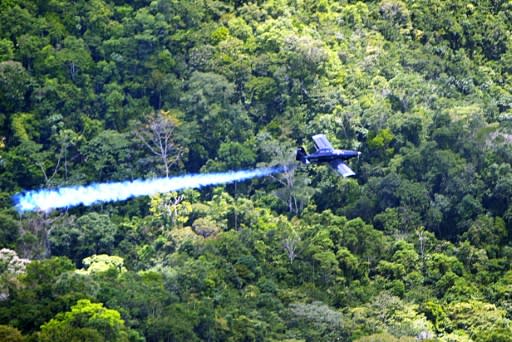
[[1, 0, 512, 341]]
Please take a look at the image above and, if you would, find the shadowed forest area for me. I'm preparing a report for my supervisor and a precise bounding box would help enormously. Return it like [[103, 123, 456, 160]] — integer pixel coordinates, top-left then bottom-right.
[[1, 0, 512, 340]]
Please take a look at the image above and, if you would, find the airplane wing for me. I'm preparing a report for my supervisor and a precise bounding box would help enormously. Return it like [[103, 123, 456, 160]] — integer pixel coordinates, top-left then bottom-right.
[[312, 134, 334, 151], [329, 160, 356, 177]]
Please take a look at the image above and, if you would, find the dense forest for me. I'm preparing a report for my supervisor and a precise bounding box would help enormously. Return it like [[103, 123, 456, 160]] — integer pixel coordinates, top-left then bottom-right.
[[0, 0, 512, 340]]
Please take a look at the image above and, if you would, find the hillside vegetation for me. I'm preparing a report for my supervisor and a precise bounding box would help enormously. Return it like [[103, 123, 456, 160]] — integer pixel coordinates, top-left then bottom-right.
[[1, 0, 512, 340]]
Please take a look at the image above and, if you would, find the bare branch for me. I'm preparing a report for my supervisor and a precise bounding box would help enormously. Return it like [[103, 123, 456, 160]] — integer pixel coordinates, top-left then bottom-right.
[[133, 111, 184, 177]]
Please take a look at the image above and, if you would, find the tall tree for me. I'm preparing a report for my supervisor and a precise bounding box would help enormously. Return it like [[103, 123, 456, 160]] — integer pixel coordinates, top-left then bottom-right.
[[133, 110, 184, 177]]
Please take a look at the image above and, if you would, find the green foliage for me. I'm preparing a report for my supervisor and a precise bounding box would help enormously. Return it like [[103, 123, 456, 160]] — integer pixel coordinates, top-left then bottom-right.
[[0, 39, 14, 62], [1, 0, 512, 340], [0, 256, 75, 332], [355, 332, 415, 342], [39, 299, 139, 342], [0, 61, 31, 114], [289, 301, 348, 340], [0, 211, 19, 248], [445, 300, 512, 340], [368, 128, 396, 159], [79, 130, 135, 181], [49, 213, 118, 263], [0, 325, 23, 342], [79, 254, 126, 275]]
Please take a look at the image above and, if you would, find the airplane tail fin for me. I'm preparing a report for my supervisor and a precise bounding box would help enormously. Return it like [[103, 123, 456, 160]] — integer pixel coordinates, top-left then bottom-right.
[[296, 147, 308, 164]]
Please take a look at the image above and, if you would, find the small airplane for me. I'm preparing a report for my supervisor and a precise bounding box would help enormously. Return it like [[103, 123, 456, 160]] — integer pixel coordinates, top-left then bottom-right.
[[296, 134, 361, 177]]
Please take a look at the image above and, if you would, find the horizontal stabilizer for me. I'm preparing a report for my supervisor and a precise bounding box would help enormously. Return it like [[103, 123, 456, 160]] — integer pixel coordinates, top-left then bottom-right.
[[296, 147, 309, 164], [329, 160, 356, 178]]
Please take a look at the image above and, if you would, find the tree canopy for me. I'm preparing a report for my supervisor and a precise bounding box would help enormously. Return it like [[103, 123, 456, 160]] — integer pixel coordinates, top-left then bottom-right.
[[1, 0, 512, 340]]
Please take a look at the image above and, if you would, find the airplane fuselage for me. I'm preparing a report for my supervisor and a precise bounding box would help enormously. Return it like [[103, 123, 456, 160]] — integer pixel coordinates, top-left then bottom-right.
[[304, 149, 360, 164], [296, 134, 360, 177]]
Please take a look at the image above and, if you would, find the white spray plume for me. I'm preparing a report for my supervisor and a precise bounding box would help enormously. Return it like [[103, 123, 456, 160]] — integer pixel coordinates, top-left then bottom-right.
[[13, 166, 286, 213]]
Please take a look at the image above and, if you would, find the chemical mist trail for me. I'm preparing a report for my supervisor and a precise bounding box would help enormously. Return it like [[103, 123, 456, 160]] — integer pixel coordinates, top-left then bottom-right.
[[13, 166, 287, 213]]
